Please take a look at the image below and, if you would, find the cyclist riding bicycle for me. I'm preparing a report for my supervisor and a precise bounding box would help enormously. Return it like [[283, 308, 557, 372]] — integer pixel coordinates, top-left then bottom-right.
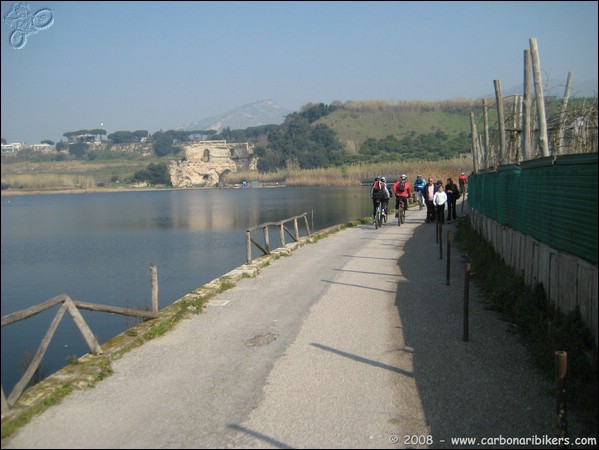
[[393, 174, 411, 217], [370, 176, 390, 223], [413, 175, 426, 209], [458, 172, 468, 194]]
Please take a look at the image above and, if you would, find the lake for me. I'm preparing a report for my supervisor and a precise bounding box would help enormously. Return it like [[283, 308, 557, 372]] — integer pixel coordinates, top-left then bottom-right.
[[1, 186, 372, 393]]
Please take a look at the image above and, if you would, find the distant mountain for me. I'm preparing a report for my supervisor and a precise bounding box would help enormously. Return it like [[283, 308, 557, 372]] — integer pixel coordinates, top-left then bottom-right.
[[178, 99, 292, 132]]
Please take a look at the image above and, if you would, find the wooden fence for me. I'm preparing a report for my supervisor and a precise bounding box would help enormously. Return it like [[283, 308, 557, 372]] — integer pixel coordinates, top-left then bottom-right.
[[246, 213, 311, 263], [1, 265, 159, 414]]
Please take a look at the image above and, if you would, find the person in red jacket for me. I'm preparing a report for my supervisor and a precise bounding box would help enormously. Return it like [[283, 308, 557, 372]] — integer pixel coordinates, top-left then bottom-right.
[[458, 172, 468, 195], [393, 174, 411, 217]]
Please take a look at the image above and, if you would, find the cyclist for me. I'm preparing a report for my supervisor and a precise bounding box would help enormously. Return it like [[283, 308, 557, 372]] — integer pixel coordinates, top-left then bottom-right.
[[458, 172, 468, 195], [370, 176, 390, 223], [393, 174, 411, 217], [413, 175, 426, 209], [380, 176, 392, 218]]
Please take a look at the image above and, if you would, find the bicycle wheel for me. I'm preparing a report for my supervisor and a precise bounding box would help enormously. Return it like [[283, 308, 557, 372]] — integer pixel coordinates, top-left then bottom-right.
[[401, 207, 406, 224], [397, 204, 402, 226], [375, 203, 381, 229]]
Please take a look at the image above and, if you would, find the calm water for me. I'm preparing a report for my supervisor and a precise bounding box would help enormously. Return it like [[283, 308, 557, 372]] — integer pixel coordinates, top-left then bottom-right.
[[1, 186, 371, 393]]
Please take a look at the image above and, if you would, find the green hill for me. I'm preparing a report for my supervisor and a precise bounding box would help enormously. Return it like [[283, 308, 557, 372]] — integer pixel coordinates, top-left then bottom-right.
[[316, 99, 481, 154]]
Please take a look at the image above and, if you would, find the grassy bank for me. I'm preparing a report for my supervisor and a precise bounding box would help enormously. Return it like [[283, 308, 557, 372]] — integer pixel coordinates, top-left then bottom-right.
[[1, 157, 473, 193], [226, 157, 472, 186], [454, 218, 598, 427]]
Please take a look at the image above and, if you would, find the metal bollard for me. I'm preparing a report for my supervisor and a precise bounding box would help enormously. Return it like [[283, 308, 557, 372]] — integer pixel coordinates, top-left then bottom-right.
[[555, 351, 568, 442], [439, 223, 443, 259], [463, 263, 471, 342], [446, 231, 451, 285]]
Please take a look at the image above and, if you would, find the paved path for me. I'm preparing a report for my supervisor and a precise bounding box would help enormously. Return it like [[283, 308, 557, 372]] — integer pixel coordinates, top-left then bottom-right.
[[2, 205, 594, 449]]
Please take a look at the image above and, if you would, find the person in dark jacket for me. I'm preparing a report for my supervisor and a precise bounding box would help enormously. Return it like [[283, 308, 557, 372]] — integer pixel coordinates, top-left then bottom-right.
[[370, 176, 390, 223], [445, 177, 459, 221]]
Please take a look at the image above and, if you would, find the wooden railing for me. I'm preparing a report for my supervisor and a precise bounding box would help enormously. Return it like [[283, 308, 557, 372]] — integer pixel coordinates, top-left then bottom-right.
[[246, 213, 311, 263], [1, 265, 160, 414]]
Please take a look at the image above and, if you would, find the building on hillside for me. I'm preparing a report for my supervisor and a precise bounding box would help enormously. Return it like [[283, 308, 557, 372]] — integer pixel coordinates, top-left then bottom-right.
[[67, 134, 97, 144], [1, 143, 23, 154], [32, 143, 55, 153]]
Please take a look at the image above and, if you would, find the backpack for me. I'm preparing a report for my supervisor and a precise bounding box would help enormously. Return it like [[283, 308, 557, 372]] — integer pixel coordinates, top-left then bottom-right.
[[454, 184, 460, 199], [398, 179, 406, 193], [373, 180, 381, 191]]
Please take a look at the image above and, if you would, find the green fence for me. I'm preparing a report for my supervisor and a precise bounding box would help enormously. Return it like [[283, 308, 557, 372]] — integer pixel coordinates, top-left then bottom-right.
[[469, 153, 598, 266]]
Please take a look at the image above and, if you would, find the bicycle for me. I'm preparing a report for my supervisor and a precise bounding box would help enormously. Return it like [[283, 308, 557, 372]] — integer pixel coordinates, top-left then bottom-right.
[[396, 198, 406, 226], [459, 183, 467, 213], [416, 191, 425, 210], [374, 200, 384, 229]]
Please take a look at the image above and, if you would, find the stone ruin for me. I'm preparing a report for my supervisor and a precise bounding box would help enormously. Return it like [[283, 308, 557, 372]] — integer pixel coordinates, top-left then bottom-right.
[[169, 140, 257, 188]]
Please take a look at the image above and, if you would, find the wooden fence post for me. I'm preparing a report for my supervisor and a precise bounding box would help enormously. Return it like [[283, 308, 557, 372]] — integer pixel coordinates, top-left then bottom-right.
[[151, 264, 158, 314]]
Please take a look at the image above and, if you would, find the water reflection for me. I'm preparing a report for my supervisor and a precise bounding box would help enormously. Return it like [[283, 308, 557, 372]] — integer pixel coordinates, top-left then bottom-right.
[[1, 186, 372, 393]]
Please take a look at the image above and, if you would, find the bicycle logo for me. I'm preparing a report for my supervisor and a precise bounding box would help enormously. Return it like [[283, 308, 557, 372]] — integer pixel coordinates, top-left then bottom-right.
[[3, 3, 54, 49]]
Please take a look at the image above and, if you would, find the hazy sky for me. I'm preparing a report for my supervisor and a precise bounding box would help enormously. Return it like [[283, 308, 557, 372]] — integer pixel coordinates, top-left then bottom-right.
[[2, 1, 597, 144]]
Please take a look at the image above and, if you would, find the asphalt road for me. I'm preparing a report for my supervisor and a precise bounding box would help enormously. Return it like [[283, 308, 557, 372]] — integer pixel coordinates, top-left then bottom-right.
[[2, 205, 596, 449]]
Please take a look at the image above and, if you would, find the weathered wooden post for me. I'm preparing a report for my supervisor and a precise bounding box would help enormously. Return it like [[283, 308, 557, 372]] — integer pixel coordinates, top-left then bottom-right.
[[446, 231, 451, 285], [469, 111, 480, 173], [263, 226, 270, 253], [246, 229, 252, 263], [151, 264, 158, 314], [279, 223, 285, 247], [555, 351, 568, 441], [463, 263, 471, 342], [530, 37, 550, 157], [556, 72, 574, 155], [439, 222, 443, 260], [522, 49, 532, 161], [494, 79, 507, 165], [303, 213, 311, 236], [483, 99, 490, 168]]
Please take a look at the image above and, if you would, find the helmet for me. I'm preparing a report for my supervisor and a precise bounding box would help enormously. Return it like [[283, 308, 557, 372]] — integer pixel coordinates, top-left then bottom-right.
[[381, 176, 386, 182], [461, 172, 465, 175], [374, 176, 379, 181], [401, 174, 407, 180]]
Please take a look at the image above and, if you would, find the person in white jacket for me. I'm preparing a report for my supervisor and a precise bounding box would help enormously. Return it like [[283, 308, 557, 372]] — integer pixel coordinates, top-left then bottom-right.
[[433, 183, 447, 224]]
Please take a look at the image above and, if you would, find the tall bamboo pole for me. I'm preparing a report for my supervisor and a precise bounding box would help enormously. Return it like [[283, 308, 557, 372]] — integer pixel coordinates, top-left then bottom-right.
[[494, 80, 507, 165], [522, 49, 532, 161], [469, 111, 480, 173], [556, 71, 574, 155], [530, 37, 550, 157], [483, 99, 490, 168]]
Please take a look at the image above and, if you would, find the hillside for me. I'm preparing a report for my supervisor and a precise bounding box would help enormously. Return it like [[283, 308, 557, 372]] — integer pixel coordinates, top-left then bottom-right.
[[2, 96, 596, 192], [317, 100, 478, 154]]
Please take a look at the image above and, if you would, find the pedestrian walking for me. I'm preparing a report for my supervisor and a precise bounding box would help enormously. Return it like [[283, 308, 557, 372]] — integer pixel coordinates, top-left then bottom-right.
[[445, 177, 459, 221], [433, 183, 447, 224], [424, 177, 437, 223]]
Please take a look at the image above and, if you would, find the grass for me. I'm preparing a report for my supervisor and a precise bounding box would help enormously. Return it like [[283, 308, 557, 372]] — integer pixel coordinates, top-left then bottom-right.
[[319, 100, 479, 146], [454, 217, 598, 425], [225, 157, 473, 187]]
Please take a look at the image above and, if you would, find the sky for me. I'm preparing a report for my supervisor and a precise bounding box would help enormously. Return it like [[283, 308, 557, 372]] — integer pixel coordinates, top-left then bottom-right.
[[1, 1, 597, 145]]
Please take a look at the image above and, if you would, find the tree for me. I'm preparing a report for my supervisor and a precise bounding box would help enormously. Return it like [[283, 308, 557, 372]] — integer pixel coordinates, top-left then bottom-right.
[[41, 140, 55, 145], [133, 130, 149, 141], [68, 143, 88, 158], [107, 131, 135, 144], [131, 162, 171, 185]]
